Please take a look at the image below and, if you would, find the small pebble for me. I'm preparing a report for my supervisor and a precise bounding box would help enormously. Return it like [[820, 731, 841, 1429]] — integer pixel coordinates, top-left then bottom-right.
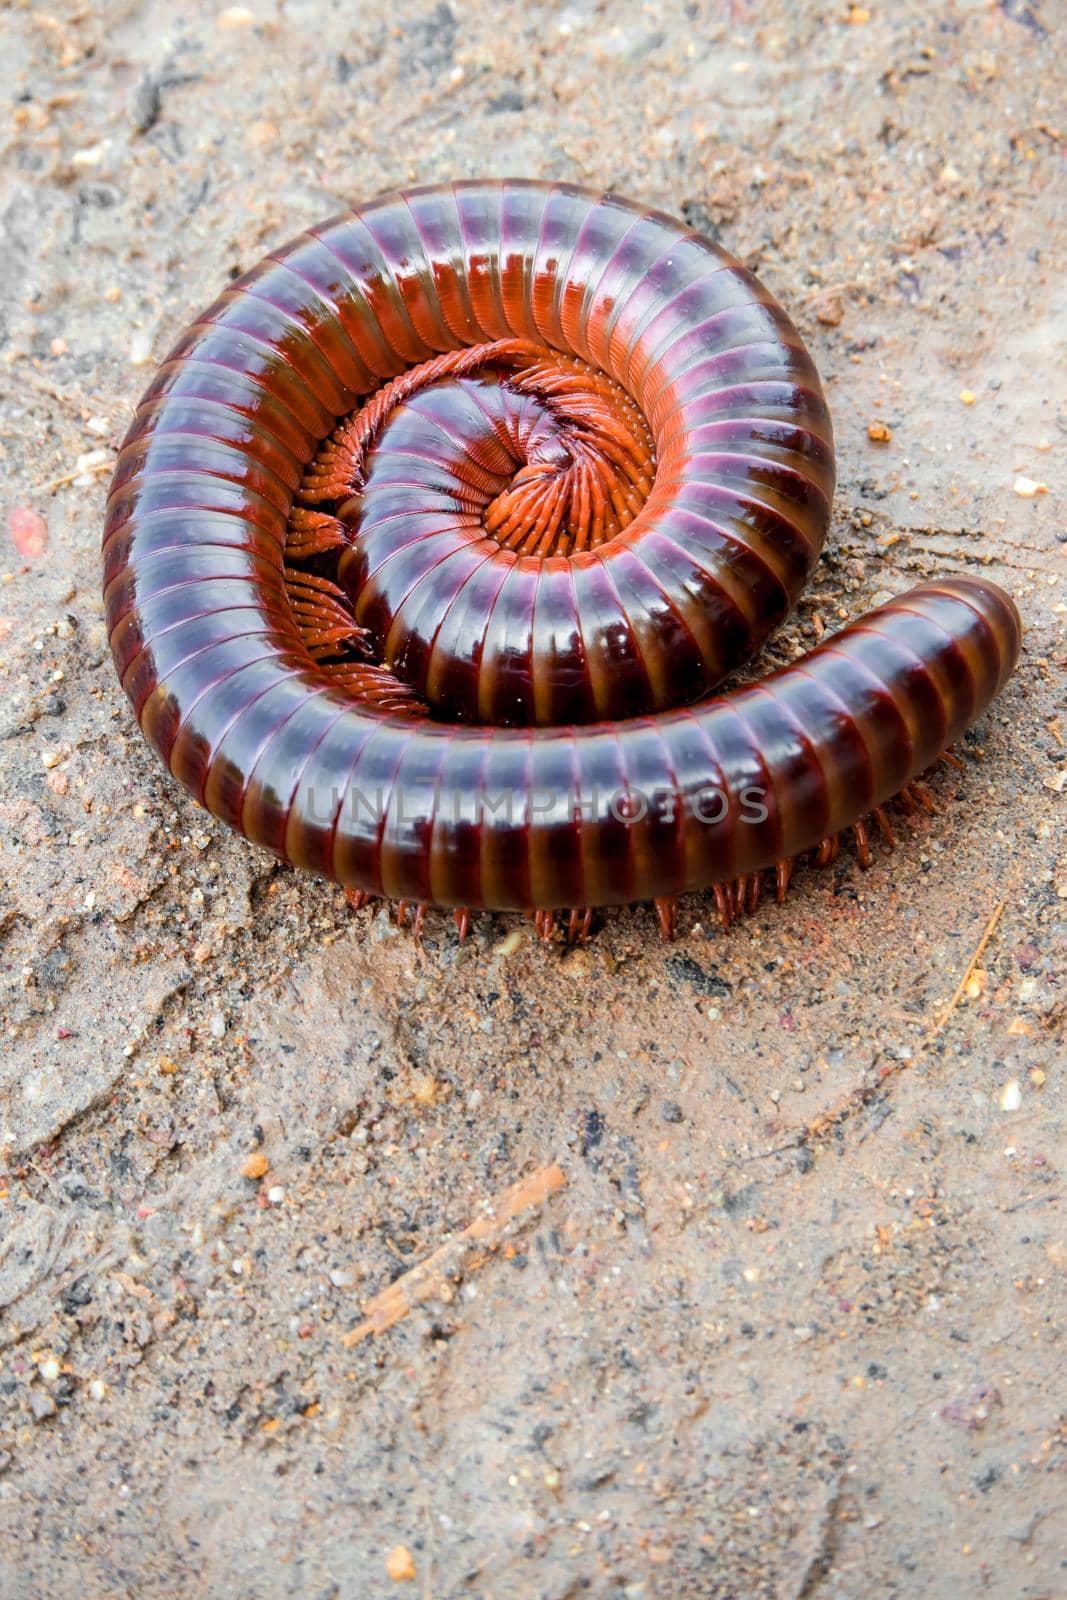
[[959, 389, 976, 405], [29, 1390, 56, 1422], [329, 1267, 355, 1288], [867, 420, 892, 443], [1013, 476, 1047, 498], [267, 1185, 285, 1205], [246, 119, 278, 148], [7, 507, 48, 561], [998, 1079, 1022, 1113], [241, 1151, 269, 1180], [129, 330, 154, 366], [385, 1545, 416, 1582], [73, 448, 110, 487], [71, 143, 108, 169]]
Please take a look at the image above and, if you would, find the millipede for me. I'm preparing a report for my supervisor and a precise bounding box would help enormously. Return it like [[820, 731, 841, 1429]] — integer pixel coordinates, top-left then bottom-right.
[[103, 179, 1022, 943]]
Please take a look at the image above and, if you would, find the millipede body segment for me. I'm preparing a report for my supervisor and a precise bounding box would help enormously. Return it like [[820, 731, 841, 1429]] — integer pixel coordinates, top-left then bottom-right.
[[104, 180, 1021, 934]]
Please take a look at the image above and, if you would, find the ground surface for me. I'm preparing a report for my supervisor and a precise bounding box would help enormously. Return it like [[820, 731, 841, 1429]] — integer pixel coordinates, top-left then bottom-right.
[[0, 1, 1064, 1596]]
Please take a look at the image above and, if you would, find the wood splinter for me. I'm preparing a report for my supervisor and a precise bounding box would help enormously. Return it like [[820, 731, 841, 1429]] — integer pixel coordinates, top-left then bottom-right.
[[341, 1162, 567, 1348]]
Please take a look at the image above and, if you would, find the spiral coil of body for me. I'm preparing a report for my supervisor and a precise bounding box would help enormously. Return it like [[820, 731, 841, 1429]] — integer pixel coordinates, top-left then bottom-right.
[[104, 180, 1021, 929]]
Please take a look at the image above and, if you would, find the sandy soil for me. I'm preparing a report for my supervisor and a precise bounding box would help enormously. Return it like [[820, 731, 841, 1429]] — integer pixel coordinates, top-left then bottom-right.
[[0, 1, 1064, 1595]]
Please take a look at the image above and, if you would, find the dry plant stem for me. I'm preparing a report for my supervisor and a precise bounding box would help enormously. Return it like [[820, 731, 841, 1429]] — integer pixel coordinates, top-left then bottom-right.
[[341, 1162, 567, 1347]]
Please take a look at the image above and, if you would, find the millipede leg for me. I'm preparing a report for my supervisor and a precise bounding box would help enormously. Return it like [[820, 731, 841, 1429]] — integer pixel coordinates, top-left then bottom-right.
[[815, 834, 839, 868], [872, 807, 895, 848], [533, 909, 556, 943], [775, 858, 793, 903], [454, 907, 471, 942], [567, 906, 593, 944], [412, 904, 427, 939], [940, 748, 965, 772], [285, 508, 350, 559], [344, 888, 369, 911], [853, 817, 871, 869], [653, 896, 677, 941], [713, 882, 733, 931], [896, 784, 920, 823], [911, 781, 937, 814]]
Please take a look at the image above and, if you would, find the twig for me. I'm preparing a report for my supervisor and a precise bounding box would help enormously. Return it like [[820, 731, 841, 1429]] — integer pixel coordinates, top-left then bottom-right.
[[342, 1162, 566, 1348], [928, 899, 1005, 1040], [801, 278, 864, 304], [46, 460, 113, 492]]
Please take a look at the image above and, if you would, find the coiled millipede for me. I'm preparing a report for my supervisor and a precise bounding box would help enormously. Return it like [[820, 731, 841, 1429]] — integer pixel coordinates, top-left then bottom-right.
[[104, 180, 1022, 942]]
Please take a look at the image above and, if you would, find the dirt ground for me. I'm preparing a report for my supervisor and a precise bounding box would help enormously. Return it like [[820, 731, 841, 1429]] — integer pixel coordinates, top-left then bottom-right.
[[1, 1, 1064, 1595]]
